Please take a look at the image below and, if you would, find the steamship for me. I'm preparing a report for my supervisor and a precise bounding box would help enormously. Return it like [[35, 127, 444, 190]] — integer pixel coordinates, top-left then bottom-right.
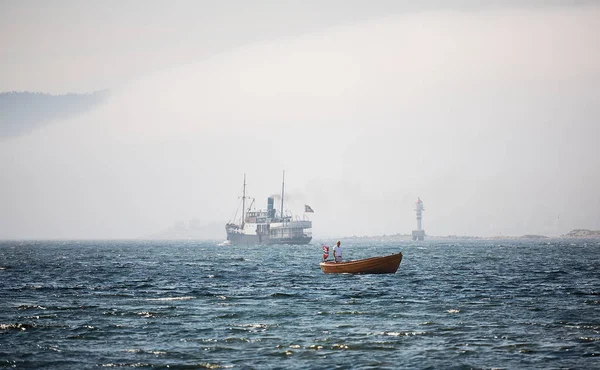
[[225, 173, 312, 245]]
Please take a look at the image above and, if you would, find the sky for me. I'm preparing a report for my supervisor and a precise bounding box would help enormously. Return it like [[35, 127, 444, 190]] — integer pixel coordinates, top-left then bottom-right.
[[1, 0, 599, 239]]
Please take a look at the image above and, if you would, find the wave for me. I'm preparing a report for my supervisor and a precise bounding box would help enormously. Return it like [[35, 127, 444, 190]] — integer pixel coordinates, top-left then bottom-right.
[[146, 296, 195, 301]]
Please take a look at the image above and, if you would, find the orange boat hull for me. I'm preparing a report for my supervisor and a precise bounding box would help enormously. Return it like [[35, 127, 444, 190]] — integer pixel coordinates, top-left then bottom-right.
[[319, 253, 402, 274]]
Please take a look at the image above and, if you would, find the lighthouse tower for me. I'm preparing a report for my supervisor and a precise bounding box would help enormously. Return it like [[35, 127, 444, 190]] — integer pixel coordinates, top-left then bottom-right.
[[412, 197, 425, 241]]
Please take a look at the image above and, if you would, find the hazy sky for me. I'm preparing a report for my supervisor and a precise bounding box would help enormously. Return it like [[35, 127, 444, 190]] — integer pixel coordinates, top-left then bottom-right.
[[1, 1, 599, 239]]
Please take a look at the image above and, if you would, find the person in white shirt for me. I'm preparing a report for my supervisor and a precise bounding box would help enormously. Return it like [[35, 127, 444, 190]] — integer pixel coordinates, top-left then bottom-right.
[[333, 241, 342, 263]]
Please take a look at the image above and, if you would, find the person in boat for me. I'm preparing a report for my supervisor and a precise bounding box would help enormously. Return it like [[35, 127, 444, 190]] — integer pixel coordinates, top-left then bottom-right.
[[333, 241, 342, 263]]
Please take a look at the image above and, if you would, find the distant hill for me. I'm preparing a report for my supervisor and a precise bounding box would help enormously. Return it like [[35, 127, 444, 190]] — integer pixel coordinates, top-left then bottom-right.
[[146, 220, 225, 241], [561, 229, 600, 239], [0, 90, 109, 138]]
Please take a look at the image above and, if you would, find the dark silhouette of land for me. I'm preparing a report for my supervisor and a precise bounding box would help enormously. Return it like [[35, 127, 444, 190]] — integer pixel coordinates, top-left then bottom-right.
[[0, 90, 108, 138]]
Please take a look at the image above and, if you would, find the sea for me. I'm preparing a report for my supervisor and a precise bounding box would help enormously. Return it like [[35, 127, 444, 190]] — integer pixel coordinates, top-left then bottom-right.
[[1, 239, 599, 369]]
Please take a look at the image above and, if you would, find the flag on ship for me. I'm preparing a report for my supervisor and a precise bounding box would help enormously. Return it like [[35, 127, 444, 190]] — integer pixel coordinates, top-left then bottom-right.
[[305, 204, 314, 213]]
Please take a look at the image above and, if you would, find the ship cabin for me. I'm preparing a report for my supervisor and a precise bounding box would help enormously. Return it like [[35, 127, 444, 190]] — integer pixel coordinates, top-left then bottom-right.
[[244, 210, 269, 225]]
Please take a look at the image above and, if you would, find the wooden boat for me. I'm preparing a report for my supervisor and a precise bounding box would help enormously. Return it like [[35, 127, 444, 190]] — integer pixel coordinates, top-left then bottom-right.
[[319, 253, 402, 274]]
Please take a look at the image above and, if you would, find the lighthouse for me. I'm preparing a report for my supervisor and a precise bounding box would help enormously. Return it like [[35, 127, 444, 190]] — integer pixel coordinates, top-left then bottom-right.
[[411, 197, 425, 241]]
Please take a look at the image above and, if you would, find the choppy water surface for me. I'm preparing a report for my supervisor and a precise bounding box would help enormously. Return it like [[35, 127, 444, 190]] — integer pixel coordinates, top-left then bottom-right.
[[1, 239, 599, 369]]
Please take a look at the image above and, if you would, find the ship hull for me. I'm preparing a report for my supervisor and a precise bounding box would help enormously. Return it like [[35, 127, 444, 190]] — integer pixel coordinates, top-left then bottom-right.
[[226, 232, 262, 246]]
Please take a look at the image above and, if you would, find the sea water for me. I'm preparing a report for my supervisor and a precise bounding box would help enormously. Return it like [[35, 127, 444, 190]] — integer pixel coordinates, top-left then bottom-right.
[[1, 239, 599, 369]]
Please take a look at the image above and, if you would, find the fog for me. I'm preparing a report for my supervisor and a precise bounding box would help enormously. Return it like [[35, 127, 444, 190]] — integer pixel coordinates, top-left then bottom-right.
[[1, 1, 599, 239]]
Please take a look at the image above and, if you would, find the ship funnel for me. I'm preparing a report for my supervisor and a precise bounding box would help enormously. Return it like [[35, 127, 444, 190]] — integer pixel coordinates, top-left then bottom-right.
[[267, 197, 275, 218]]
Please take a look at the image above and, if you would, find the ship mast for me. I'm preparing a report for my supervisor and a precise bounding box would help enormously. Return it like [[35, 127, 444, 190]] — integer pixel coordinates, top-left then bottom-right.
[[241, 173, 247, 228], [280, 170, 285, 223]]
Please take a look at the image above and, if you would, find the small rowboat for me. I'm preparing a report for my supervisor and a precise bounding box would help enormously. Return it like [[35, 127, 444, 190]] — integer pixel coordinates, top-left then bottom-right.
[[319, 253, 403, 274]]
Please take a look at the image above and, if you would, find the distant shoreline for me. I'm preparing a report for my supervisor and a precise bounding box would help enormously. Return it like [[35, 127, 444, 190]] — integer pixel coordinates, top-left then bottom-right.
[[337, 229, 600, 241], [1, 229, 598, 242]]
